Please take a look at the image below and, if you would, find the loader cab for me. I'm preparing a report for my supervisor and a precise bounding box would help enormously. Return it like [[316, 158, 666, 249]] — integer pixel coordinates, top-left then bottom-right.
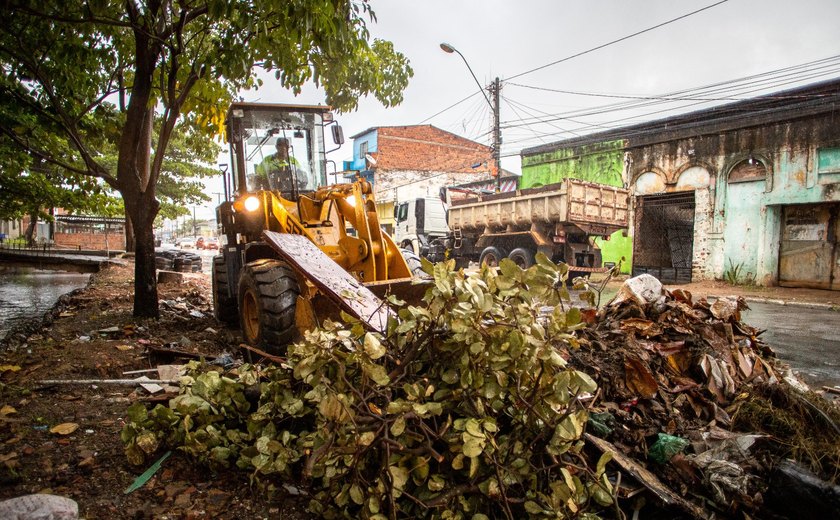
[[223, 103, 340, 202]]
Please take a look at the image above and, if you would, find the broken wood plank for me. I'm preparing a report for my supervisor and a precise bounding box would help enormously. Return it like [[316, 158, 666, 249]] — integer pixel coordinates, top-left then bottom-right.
[[240, 344, 286, 364], [822, 385, 840, 395], [262, 231, 394, 333], [37, 378, 179, 385], [585, 433, 707, 519]]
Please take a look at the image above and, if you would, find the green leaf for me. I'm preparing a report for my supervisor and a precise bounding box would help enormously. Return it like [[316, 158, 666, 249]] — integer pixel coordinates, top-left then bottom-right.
[[362, 363, 390, 386], [390, 416, 406, 437], [364, 333, 386, 360], [349, 484, 364, 505], [389, 465, 409, 491]]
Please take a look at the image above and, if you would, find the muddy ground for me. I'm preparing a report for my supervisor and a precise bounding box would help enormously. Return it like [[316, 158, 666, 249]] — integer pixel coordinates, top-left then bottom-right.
[[0, 264, 309, 519]]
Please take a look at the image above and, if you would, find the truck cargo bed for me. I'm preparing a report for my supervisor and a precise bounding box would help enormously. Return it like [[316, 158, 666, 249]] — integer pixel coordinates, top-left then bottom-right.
[[448, 178, 629, 236]]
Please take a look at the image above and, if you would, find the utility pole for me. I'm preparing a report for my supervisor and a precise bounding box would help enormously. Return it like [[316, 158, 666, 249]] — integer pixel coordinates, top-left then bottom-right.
[[192, 206, 197, 237], [491, 77, 502, 193]]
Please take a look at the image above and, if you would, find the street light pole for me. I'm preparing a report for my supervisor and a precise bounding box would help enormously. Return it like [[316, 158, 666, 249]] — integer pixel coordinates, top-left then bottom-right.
[[440, 42, 503, 192]]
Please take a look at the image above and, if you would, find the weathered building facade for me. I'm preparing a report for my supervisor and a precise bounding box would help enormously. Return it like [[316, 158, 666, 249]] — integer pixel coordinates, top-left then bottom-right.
[[521, 79, 840, 289], [344, 125, 495, 233]]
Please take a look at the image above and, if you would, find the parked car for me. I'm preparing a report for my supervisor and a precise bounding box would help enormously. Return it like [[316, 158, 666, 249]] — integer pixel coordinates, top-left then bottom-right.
[[204, 237, 219, 250], [176, 237, 195, 249]]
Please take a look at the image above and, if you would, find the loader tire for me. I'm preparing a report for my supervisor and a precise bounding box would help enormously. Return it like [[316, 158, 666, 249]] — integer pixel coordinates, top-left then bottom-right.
[[212, 255, 238, 325], [401, 248, 425, 277], [508, 247, 535, 269], [238, 259, 300, 355], [479, 246, 506, 268]]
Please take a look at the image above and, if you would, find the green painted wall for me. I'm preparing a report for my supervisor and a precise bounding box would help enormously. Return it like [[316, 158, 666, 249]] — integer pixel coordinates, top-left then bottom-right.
[[520, 140, 625, 188], [521, 140, 631, 272]]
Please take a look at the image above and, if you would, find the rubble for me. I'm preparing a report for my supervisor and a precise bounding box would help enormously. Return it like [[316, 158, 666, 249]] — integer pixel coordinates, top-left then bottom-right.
[[571, 276, 840, 517], [121, 263, 840, 519]]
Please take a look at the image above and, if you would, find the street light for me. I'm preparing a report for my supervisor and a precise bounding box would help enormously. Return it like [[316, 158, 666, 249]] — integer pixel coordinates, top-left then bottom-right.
[[440, 42, 502, 192]]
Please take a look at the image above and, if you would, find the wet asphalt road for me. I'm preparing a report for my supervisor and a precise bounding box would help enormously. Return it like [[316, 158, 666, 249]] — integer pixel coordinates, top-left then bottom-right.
[[739, 301, 840, 389]]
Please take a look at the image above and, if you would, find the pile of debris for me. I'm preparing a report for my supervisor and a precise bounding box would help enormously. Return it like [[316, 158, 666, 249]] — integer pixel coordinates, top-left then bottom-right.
[[570, 274, 840, 518], [120, 262, 840, 519]]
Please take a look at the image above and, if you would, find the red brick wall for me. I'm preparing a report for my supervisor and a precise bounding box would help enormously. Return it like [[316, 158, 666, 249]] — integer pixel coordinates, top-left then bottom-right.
[[54, 232, 125, 250], [376, 125, 493, 174]]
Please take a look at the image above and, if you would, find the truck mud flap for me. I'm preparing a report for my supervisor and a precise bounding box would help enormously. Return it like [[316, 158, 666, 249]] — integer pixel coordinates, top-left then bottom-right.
[[262, 231, 401, 333]]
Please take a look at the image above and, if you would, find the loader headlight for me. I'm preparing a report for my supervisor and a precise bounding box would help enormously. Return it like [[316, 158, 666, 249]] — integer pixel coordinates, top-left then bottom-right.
[[244, 195, 260, 212]]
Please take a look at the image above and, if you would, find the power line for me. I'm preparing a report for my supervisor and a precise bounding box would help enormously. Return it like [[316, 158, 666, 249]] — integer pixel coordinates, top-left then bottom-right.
[[500, 65, 840, 131], [506, 0, 730, 81], [417, 91, 480, 124], [501, 56, 840, 128]]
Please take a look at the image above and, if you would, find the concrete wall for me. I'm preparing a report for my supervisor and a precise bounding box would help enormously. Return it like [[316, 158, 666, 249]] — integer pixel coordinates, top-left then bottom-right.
[[625, 114, 840, 285], [520, 141, 625, 188], [345, 129, 378, 171], [521, 140, 631, 272]]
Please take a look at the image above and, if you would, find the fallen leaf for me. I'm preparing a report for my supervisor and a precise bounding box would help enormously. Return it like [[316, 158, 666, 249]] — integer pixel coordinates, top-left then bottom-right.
[[0, 365, 21, 373], [50, 422, 80, 435], [624, 354, 659, 399], [115, 344, 134, 351], [0, 405, 17, 417]]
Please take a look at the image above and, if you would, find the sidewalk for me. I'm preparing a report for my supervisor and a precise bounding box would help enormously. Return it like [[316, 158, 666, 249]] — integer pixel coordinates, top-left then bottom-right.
[[663, 280, 840, 310]]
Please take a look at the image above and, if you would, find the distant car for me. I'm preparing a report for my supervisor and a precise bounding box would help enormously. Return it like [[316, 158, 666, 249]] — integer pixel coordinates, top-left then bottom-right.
[[176, 237, 195, 249], [204, 237, 219, 250], [195, 237, 206, 249]]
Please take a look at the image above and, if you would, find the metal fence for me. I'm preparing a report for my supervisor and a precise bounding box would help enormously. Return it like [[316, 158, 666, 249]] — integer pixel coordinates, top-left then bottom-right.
[[632, 192, 696, 284]]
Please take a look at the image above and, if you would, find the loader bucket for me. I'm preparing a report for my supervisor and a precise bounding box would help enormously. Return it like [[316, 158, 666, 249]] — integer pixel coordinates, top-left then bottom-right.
[[262, 231, 430, 334]]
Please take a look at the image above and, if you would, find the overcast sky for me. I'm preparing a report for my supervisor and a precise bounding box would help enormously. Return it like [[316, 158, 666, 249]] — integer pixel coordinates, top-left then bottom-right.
[[196, 0, 840, 218]]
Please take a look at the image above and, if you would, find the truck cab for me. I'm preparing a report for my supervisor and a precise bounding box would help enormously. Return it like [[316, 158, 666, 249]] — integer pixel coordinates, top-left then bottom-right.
[[393, 197, 449, 256]]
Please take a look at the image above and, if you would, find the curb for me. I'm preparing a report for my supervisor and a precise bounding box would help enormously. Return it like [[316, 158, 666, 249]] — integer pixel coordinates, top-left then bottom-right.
[[706, 294, 840, 311]]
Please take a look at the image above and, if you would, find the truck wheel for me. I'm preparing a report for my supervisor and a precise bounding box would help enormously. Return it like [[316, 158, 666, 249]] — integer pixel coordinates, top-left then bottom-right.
[[508, 247, 535, 269], [238, 259, 300, 355], [479, 246, 506, 267], [401, 248, 425, 277], [212, 255, 238, 324]]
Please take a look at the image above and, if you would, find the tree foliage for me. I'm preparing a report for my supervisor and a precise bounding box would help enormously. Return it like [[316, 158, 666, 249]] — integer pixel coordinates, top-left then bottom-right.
[[123, 256, 616, 519], [0, 0, 412, 316]]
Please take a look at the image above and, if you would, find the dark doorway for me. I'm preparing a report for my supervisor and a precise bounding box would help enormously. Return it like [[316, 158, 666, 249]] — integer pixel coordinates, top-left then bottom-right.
[[632, 192, 696, 284]]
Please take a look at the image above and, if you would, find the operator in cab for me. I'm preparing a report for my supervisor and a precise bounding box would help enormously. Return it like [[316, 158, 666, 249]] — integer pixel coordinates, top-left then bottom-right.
[[254, 137, 301, 193]]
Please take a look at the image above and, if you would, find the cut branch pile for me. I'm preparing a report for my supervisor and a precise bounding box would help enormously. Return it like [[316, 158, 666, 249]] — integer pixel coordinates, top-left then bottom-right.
[[121, 263, 840, 519], [123, 256, 616, 519]]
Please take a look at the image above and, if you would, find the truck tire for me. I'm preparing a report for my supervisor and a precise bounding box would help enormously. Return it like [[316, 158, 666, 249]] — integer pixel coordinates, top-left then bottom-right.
[[212, 255, 238, 325], [508, 247, 535, 269], [479, 246, 506, 267], [401, 248, 425, 277], [238, 259, 300, 354]]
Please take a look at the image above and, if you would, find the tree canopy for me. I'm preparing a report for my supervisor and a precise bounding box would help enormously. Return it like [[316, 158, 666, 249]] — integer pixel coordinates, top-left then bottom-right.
[[0, 0, 412, 316]]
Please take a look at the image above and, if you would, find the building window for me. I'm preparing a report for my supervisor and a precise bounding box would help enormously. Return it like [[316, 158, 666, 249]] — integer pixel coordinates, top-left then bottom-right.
[[359, 141, 369, 159], [817, 147, 840, 173], [729, 158, 766, 183]]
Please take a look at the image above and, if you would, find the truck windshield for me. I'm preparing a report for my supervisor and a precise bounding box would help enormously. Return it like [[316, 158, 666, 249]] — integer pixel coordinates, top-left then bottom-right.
[[229, 107, 327, 195]]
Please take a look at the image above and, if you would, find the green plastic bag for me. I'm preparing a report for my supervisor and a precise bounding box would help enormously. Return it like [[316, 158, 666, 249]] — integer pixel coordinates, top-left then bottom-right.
[[648, 433, 689, 464]]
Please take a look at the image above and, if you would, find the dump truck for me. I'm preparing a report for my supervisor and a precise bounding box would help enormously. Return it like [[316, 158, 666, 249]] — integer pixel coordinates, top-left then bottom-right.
[[398, 178, 629, 273], [213, 103, 419, 354]]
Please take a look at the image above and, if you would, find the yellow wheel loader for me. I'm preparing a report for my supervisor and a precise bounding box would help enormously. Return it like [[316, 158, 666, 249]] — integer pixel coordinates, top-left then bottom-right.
[[213, 103, 422, 354]]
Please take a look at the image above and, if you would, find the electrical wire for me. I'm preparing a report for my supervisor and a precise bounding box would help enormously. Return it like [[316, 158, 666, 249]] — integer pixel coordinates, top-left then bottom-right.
[[501, 65, 840, 131], [501, 55, 840, 129], [417, 91, 481, 124], [506, 0, 730, 81]]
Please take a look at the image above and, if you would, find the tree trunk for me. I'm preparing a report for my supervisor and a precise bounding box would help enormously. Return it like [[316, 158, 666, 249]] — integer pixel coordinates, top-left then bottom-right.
[[125, 196, 160, 318], [24, 211, 37, 246], [125, 215, 136, 252]]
